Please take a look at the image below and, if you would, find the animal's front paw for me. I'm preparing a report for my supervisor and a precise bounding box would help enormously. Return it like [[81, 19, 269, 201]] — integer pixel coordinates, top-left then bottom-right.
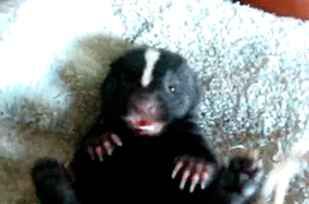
[[86, 132, 123, 162], [224, 150, 264, 198], [172, 156, 216, 193]]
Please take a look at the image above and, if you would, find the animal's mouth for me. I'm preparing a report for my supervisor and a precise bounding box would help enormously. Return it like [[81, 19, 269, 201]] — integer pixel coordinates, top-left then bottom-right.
[[124, 117, 166, 137], [124, 95, 166, 137], [133, 121, 165, 136]]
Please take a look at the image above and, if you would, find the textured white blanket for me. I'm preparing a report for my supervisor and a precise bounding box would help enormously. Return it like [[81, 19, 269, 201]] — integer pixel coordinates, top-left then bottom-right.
[[0, 0, 308, 203]]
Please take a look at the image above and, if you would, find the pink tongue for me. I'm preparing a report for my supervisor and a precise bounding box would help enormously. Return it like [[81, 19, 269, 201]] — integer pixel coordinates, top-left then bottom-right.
[[137, 119, 154, 127]]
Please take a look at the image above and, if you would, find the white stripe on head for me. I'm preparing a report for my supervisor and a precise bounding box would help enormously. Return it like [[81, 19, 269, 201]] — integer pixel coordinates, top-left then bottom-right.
[[141, 49, 160, 87]]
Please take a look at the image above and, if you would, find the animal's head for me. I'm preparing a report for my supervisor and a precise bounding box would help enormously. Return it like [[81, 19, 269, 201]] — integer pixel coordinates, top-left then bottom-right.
[[106, 48, 200, 137]]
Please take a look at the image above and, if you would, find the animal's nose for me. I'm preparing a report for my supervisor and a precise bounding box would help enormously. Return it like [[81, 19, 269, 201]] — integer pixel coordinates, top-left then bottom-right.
[[134, 101, 158, 116]]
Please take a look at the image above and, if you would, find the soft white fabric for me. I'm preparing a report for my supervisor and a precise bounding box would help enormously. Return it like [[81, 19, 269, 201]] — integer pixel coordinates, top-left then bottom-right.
[[0, 1, 308, 202]]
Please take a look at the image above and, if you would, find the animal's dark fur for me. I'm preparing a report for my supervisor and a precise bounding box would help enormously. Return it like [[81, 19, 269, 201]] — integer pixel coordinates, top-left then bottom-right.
[[32, 48, 262, 204]]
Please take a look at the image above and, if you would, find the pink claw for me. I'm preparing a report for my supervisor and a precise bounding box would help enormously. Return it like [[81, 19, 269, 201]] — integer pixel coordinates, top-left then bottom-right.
[[95, 146, 104, 162], [103, 141, 113, 155], [180, 169, 190, 190], [190, 174, 200, 193], [172, 160, 184, 179], [111, 134, 123, 146], [200, 171, 209, 190]]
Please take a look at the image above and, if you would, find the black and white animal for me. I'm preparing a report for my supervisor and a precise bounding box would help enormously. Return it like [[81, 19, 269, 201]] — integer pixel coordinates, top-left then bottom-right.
[[31, 47, 263, 204]]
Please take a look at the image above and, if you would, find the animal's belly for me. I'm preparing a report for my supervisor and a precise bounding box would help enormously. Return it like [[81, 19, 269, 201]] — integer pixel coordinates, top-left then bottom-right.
[[75, 144, 203, 203], [77, 144, 172, 201]]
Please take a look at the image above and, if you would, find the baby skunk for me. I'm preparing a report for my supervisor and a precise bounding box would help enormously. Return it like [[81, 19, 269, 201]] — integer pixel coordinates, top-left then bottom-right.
[[32, 47, 263, 204]]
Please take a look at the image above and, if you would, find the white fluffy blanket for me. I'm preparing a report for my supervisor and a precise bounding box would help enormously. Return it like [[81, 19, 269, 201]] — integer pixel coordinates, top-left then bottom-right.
[[0, 0, 308, 203]]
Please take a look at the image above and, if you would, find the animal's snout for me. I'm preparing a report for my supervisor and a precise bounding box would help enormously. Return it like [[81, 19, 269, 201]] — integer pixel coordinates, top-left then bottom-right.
[[125, 93, 166, 136], [129, 92, 161, 118], [132, 100, 159, 116]]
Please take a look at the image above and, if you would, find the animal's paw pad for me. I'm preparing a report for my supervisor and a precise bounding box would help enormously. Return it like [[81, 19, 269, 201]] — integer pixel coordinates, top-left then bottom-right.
[[172, 156, 216, 193], [87, 132, 123, 162]]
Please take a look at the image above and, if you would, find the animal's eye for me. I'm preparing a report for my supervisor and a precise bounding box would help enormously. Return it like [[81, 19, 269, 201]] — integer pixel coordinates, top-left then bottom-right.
[[168, 85, 176, 94]]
